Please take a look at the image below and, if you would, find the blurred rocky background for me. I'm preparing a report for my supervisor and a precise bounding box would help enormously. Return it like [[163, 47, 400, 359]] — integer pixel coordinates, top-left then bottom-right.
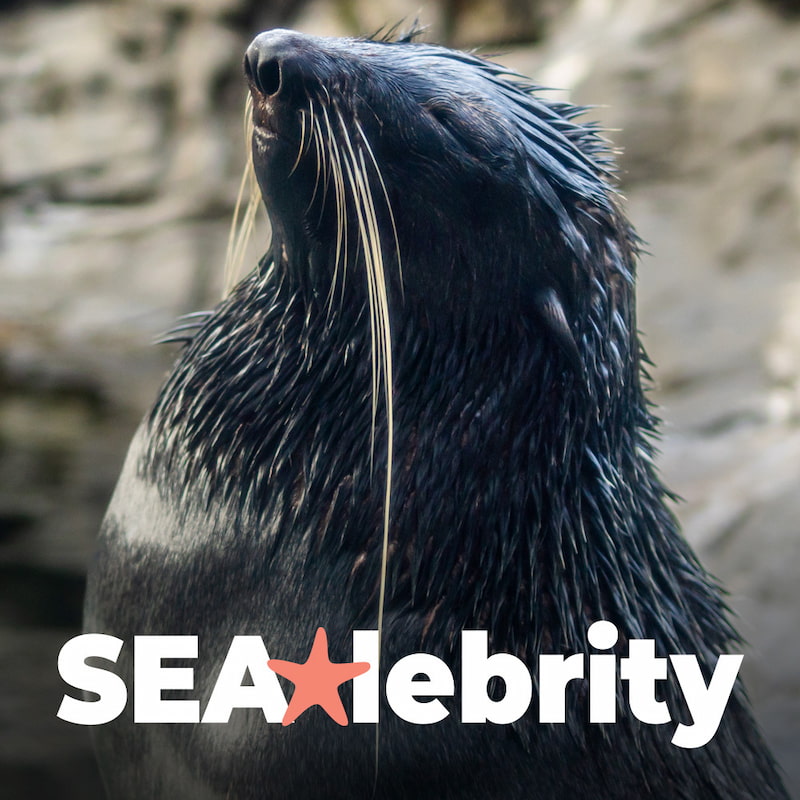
[[1, 0, 798, 796]]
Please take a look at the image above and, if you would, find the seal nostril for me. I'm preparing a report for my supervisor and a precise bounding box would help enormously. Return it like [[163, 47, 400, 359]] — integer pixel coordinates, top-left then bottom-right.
[[257, 58, 281, 97], [244, 46, 282, 97]]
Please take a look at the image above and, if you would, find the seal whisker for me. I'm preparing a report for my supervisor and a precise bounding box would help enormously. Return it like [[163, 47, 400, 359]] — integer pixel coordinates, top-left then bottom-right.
[[306, 99, 330, 223], [310, 101, 341, 319], [342, 134, 380, 469], [320, 105, 349, 316], [313, 100, 333, 225], [336, 113, 395, 632], [306, 100, 326, 214], [289, 108, 307, 177], [335, 107, 396, 787], [353, 118, 403, 294], [224, 93, 262, 296]]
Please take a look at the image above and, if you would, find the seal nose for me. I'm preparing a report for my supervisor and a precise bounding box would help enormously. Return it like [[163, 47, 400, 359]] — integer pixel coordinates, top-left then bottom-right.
[[244, 29, 309, 98]]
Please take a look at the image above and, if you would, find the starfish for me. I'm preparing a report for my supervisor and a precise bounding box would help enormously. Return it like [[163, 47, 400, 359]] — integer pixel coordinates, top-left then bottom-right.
[[267, 627, 370, 726]]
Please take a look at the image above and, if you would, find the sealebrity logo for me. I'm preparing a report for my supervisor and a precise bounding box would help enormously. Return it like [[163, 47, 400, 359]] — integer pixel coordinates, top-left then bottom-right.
[[56, 621, 742, 749]]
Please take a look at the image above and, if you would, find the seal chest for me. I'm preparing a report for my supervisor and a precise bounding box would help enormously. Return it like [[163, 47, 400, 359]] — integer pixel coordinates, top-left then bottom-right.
[[84, 28, 789, 799]]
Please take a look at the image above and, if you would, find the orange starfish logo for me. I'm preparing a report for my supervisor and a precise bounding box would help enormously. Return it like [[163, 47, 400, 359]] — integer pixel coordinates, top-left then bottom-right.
[[267, 627, 370, 726]]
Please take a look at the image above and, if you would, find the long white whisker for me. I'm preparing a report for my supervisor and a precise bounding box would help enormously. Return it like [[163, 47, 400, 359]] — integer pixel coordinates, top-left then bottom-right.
[[307, 101, 325, 213], [354, 118, 403, 294], [224, 93, 262, 297], [290, 108, 307, 176], [321, 107, 348, 316], [336, 109, 395, 787]]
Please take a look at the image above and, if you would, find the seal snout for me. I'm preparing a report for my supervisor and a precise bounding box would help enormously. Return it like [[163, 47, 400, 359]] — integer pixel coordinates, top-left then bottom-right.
[[244, 29, 310, 100]]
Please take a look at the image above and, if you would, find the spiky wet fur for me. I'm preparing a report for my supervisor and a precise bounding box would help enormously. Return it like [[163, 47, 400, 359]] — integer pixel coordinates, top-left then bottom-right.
[[85, 28, 789, 800]]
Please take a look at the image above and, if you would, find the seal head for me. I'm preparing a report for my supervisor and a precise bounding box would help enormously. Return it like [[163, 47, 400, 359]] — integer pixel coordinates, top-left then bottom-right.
[[243, 28, 617, 335]]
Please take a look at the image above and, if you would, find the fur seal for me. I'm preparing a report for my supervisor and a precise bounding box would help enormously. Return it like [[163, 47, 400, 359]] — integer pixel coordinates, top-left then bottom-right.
[[84, 27, 789, 799]]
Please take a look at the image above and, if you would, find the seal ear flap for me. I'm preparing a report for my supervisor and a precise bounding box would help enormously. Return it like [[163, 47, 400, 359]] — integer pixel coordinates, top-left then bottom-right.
[[532, 288, 583, 376]]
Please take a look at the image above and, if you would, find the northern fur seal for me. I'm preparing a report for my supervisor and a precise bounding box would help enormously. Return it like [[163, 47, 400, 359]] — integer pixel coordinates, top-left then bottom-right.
[[84, 27, 789, 799]]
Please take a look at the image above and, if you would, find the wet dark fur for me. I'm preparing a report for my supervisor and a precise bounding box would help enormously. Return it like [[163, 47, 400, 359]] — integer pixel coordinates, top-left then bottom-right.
[[84, 28, 789, 799]]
